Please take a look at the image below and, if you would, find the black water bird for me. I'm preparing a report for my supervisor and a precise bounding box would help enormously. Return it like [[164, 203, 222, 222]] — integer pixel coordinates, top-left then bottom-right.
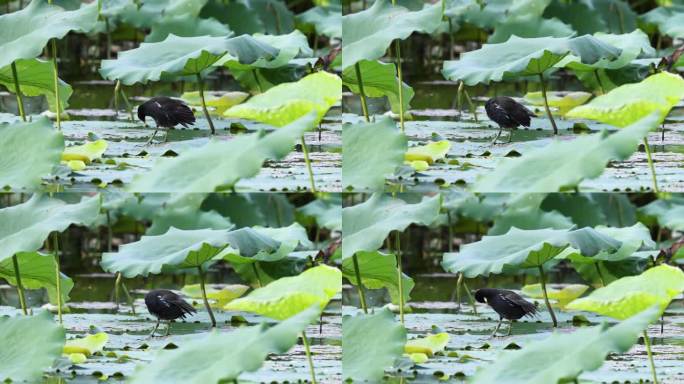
[[145, 289, 197, 337], [475, 288, 538, 337], [137, 97, 196, 144], [484, 96, 536, 144]]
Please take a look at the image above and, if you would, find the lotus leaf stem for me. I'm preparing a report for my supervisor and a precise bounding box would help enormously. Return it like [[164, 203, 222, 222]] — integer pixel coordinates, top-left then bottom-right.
[[113, 80, 120, 116], [394, 39, 405, 133], [119, 86, 134, 121], [252, 70, 263, 93], [594, 70, 605, 95], [643, 330, 658, 384], [643, 137, 659, 193], [395, 231, 404, 325], [114, 271, 122, 309], [352, 254, 368, 313], [12, 255, 28, 315], [538, 72, 558, 135], [53, 232, 62, 324], [301, 331, 317, 384], [50, 36, 61, 130], [354, 63, 370, 122], [105, 18, 112, 59], [121, 280, 136, 315], [197, 265, 217, 327], [251, 262, 263, 288], [595, 263, 606, 286], [462, 279, 477, 314], [10, 62, 26, 122], [301, 136, 317, 192], [538, 265, 558, 327], [196, 73, 216, 134]]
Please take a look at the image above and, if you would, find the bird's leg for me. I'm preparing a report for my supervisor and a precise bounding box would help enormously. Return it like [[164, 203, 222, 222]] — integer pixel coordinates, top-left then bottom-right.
[[506, 320, 513, 336], [145, 126, 159, 146], [506, 129, 513, 143], [490, 317, 503, 338], [491, 127, 503, 145], [149, 318, 160, 337], [164, 321, 171, 337]]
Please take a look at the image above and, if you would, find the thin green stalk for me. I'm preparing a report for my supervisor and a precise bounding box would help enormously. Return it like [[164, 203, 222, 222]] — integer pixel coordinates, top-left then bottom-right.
[[119, 86, 134, 121], [594, 70, 605, 94], [395, 231, 404, 325], [12, 255, 28, 315], [252, 70, 263, 93], [643, 330, 659, 384], [301, 136, 317, 192], [197, 266, 217, 327], [455, 272, 462, 308], [538, 265, 558, 327], [251, 262, 262, 287], [10, 62, 26, 121], [114, 272, 122, 309], [113, 80, 120, 116], [122, 282, 136, 315], [354, 63, 370, 122], [301, 331, 317, 384], [53, 233, 62, 324], [393, 39, 405, 133], [463, 86, 478, 122], [50, 38, 61, 130], [352, 254, 368, 313], [538, 72, 558, 135], [105, 18, 112, 59], [595, 262, 606, 287], [196, 73, 215, 134], [456, 81, 463, 114], [462, 279, 477, 314], [643, 137, 659, 193]]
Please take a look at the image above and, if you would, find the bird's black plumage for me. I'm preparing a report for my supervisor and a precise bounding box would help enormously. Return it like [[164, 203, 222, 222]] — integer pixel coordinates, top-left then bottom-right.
[[475, 288, 538, 337], [137, 97, 196, 144], [484, 96, 536, 144], [145, 289, 196, 336]]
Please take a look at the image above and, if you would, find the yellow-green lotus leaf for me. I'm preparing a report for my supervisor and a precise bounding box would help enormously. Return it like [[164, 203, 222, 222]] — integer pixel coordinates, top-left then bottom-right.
[[181, 283, 249, 308], [406, 160, 429, 172], [224, 265, 341, 320], [68, 353, 87, 364], [181, 91, 249, 115], [524, 91, 591, 115], [408, 352, 429, 364], [62, 140, 107, 163], [521, 283, 589, 308], [63, 333, 108, 356], [566, 264, 684, 319], [404, 333, 449, 356], [66, 160, 86, 171], [223, 71, 342, 127], [566, 72, 684, 127], [405, 141, 451, 164]]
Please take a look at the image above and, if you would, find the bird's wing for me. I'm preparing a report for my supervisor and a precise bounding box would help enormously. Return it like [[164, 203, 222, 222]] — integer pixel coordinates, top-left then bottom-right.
[[163, 292, 197, 315], [508, 103, 535, 127], [501, 291, 538, 317]]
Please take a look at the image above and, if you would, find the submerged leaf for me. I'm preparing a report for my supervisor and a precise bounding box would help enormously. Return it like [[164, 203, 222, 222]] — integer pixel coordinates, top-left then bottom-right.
[[405, 333, 449, 356], [63, 333, 108, 356], [0, 117, 64, 190], [0, 311, 65, 382], [343, 309, 407, 382], [224, 265, 341, 320], [405, 141, 451, 165], [62, 140, 108, 163], [566, 72, 684, 127], [223, 71, 341, 126], [566, 264, 684, 319]]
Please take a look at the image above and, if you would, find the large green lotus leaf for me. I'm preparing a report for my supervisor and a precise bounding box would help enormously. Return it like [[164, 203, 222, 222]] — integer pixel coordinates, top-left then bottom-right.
[[0, 311, 65, 382], [487, 193, 574, 235], [474, 112, 659, 193], [181, 90, 249, 115], [0, 117, 64, 190], [563, 223, 655, 264], [488, 16, 574, 43], [342, 117, 407, 191], [100, 34, 279, 85], [544, 0, 637, 35], [129, 306, 319, 384], [341, 250, 414, 305], [199, 0, 264, 35], [460, 0, 550, 27], [147, 204, 234, 236], [639, 198, 684, 231], [342, 309, 407, 382], [297, 198, 342, 231], [254, 223, 313, 250], [223, 71, 341, 126], [218, 30, 312, 70], [470, 305, 659, 384], [224, 265, 341, 320], [442, 35, 621, 86], [557, 30, 655, 71], [342, 194, 440, 259], [0, 58, 72, 112], [181, 283, 249, 308], [342, 0, 442, 69], [145, 17, 233, 43], [296, 5, 342, 39], [341, 59, 414, 114], [101, 227, 233, 277], [118, 0, 209, 28], [0, 251, 73, 305], [0, 194, 99, 263], [524, 91, 591, 115], [641, 6, 684, 39], [442, 227, 621, 278], [220, 227, 287, 265], [566, 72, 684, 127], [521, 283, 589, 308], [566, 265, 684, 319], [0, 0, 98, 69], [128, 112, 315, 194]]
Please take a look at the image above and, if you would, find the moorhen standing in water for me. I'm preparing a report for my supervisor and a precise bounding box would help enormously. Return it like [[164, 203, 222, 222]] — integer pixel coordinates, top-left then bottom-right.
[[137, 97, 196, 145], [484, 96, 536, 144], [145, 289, 196, 337], [475, 288, 538, 337]]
